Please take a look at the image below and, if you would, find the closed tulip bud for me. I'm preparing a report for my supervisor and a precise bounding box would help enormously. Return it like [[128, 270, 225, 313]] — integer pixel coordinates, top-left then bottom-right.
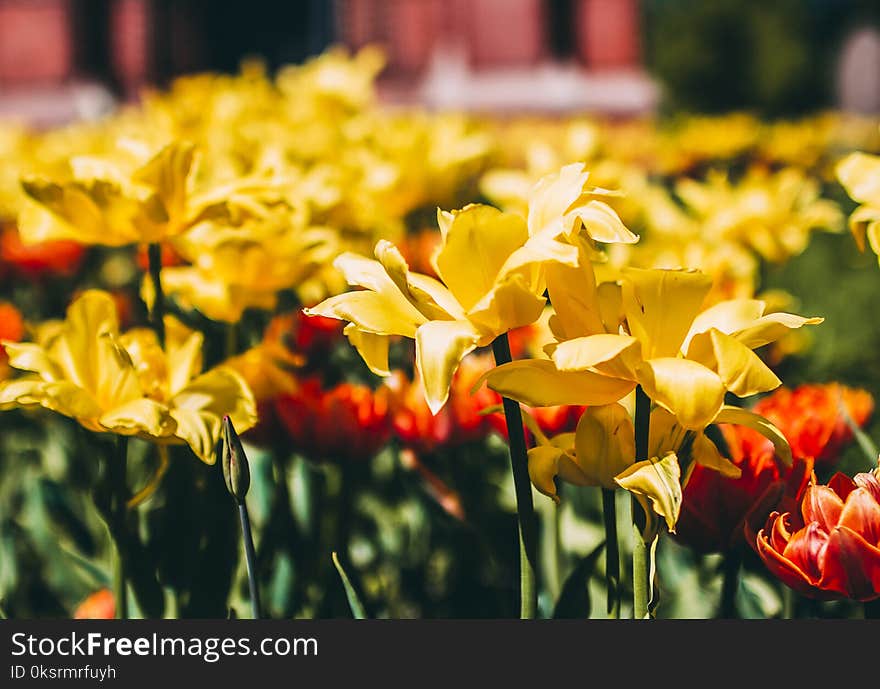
[[222, 415, 250, 504]]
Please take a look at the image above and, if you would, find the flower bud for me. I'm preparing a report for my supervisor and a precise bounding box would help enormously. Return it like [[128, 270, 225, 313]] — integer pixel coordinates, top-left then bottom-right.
[[222, 415, 250, 504]]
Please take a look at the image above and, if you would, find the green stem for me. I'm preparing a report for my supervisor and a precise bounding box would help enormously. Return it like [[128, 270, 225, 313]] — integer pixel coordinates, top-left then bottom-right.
[[148, 243, 166, 348], [632, 385, 651, 619], [225, 322, 238, 359], [782, 586, 796, 619], [602, 488, 620, 619], [492, 333, 538, 619], [238, 503, 262, 619], [110, 435, 129, 619], [719, 550, 741, 619]]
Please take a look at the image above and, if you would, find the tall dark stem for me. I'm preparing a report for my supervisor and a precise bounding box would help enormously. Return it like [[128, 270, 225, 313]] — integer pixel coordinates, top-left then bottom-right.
[[110, 435, 129, 619], [148, 243, 166, 347], [238, 503, 262, 619], [632, 385, 651, 619], [602, 488, 620, 619], [492, 333, 538, 619], [719, 549, 741, 619]]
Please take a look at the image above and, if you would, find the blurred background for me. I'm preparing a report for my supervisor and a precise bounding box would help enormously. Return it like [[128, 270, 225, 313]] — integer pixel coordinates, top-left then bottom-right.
[[1, 0, 880, 126]]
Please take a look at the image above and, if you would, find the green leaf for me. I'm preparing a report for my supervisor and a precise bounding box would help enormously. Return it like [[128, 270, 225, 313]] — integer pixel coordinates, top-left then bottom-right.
[[553, 541, 605, 619], [332, 552, 368, 619]]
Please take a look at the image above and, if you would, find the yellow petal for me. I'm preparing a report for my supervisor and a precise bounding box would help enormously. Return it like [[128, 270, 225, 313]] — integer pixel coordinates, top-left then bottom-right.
[[714, 404, 792, 467], [99, 398, 177, 438], [305, 290, 425, 338], [344, 324, 390, 376], [374, 240, 463, 320], [466, 273, 547, 337], [170, 367, 257, 463], [836, 152, 880, 205], [574, 403, 635, 489], [647, 407, 688, 459], [683, 299, 766, 350], [730, 312, 823, 350], [415, 320, 480, 415], [528, 162, 591, 238], [434, 204, 529, 311], [622, 267, 712, 358], [332, 251, 430, 322], [132, 141, 196, 229], [3, 342, 61, 381], [552, 334, 641, 380], [615, 452, 682, 534], [544, 243, 605, 339], [569, 199, 639, 244], [637, 358, 725, 431], [686, 328, 781, 397], [480, 359, 635, 407], [690, 432, 741, 479], [528, 445, 567, 503]]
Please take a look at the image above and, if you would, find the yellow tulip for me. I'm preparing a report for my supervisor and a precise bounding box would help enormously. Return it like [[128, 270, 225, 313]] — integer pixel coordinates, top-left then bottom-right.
[[151, 210, 337, 323], [18, 140, 287, 247], [836, 151, 880, 258], [306, 201, 576, 413], [485, 265, 822, 431], [0, 291, 255, 462]]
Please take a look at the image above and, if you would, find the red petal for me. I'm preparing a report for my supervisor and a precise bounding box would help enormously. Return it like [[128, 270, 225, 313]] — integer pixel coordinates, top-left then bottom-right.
[[782, 522, 828, 582], [854, 471, 880, 505], [839, 488, 880, 547], [802, 485, 844, 531], [756, 522, 821, 598], [828, 472, 857, 502], [818, 526, 880, 601]]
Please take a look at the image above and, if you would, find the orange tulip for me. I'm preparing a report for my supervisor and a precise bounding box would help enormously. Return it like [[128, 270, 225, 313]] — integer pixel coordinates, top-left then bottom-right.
[[0, 301, 24, 363], [753, 383, 874, 470], [73, 589, 115, 619], [756, 466, 880, 601]]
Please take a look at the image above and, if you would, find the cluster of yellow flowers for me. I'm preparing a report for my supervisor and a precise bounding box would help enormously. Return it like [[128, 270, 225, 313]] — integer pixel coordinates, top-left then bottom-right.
[[0, 45, 875, 488]]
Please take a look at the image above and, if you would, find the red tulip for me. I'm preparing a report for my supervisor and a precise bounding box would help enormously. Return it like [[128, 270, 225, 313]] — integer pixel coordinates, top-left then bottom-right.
[[1, 225, 85, 278], [676, 422, 813, 554], [390, 354, 499, 455], [0, 301, 24, 362], [275, 377, 392, 462], [756, 467, 880, 602]]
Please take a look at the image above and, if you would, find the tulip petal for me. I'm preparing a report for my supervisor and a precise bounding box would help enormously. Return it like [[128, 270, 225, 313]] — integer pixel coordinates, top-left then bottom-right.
[[344, 324, 390, 376], [434, 205, 529, 311], [782, 522, 828, 582], [552, 334, 641, 380], [415, 320, 480, 415], [836, 152, 880, 205], [637, 358, 725, 431], [528, 445, 566, 503], [3, 342, 61, 380], [570, 199, 639, 244], [714, 405, 793, 467], [622, 268, 713, 359], [574, 403, 635, 489], [527, 162, 591, 238], [683, 299, 766, 350], [802, 485, 844, 533], [818, 526, 880, 601], [170, 367, 257, 463], [691, 431, 741, 478], [99, 397, 177, 439], [838, 488, 880, 547], [731, 312, 824, 350], [305, 290, 425, 338], [855, 471, 880, 505], [374, 240, 463, 320], [686, 328, 781, 397], [466, 273, 547, 336], [756, 519, 820, 598], [480, 359, 636, 408], [615, 452, 682, 534], [544, 245, 605, 339]]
